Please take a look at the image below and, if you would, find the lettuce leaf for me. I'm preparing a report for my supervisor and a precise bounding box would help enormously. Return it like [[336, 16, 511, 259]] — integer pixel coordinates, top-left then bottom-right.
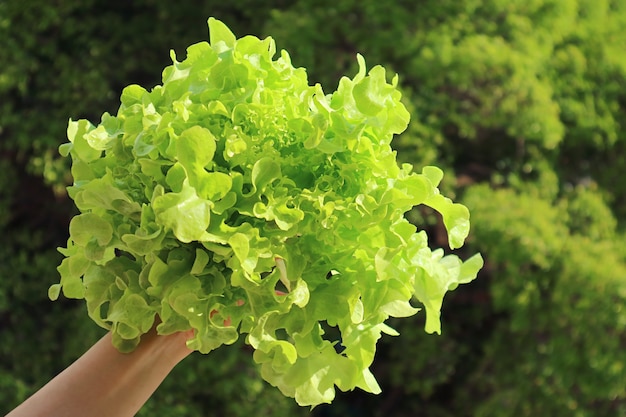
[[52, 17, 482, 406]]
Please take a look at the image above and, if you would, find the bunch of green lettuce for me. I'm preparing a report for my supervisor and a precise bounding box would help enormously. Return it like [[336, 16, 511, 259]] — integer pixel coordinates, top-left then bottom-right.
[[51, 18, 483, 406]]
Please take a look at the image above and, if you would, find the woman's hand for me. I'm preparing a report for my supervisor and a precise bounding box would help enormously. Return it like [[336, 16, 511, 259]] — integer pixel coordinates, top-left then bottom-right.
[[7, 322, 195, 417]]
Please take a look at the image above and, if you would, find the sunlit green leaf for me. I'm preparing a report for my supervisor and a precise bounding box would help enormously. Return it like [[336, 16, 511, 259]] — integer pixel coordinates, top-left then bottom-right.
[[52, 17, 480, 407]]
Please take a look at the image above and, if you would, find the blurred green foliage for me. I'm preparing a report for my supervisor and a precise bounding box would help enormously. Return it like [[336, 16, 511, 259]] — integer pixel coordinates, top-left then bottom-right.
[[1, 0, 625, 416]]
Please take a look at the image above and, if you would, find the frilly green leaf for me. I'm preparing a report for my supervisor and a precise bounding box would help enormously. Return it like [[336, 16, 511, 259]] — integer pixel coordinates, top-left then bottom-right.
[[152, 181, 212, 243], [208, 17, 236, 51], [52, 18, 481, 407]]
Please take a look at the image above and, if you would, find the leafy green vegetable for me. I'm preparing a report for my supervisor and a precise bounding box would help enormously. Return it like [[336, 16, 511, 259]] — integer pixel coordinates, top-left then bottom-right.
[[52, 17, 482, 406]]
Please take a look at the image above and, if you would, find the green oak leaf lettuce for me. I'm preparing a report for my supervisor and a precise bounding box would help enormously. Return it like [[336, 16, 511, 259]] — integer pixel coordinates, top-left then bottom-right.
[[51, 17, 482, 406]]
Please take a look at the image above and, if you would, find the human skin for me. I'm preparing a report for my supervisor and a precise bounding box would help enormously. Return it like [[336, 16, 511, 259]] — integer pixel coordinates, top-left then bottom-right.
[[6, 324, 194, 417]]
